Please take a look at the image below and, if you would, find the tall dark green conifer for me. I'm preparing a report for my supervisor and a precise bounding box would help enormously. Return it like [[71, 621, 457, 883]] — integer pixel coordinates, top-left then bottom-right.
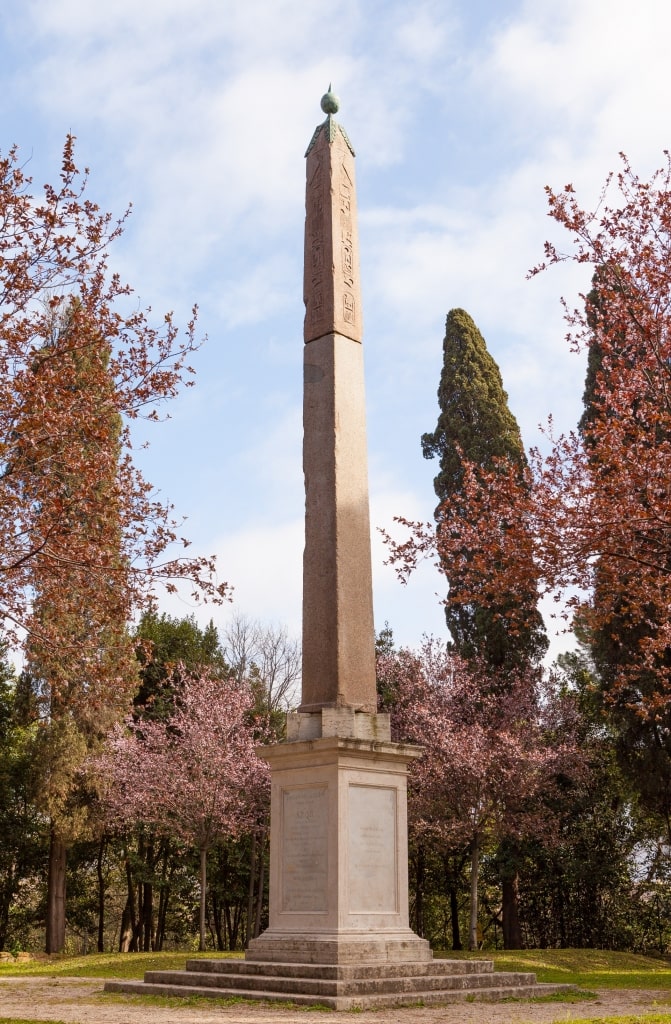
[[422, 309, 547, 671]]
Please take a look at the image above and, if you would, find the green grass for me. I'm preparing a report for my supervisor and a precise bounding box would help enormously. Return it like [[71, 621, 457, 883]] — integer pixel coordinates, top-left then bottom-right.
[[0, 950, 242, 980], [100, 991, 333, 1012], [513, 988, 599, 1002], [549, 1017, 671, 1024], [99, 990, 257, 1009], [435, 948, 671, 989]]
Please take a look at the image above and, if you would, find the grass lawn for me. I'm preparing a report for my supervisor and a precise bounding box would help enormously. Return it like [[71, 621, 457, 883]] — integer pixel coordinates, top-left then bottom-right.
[[554, 1018, 671, 1024], [435, 949, 671, 990], [0, 950, 242, 980], [1, 947, 670, 988], [1, 948, 671, 1024]]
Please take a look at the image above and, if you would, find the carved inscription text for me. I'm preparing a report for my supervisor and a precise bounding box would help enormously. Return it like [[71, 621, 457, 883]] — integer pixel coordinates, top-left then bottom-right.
[[281, 786, 329, 913], [348, 785, 398, 914]]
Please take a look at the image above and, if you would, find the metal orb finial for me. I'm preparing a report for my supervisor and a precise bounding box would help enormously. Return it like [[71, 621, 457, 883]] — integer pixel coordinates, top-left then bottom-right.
[[320, 84, 340, 115]]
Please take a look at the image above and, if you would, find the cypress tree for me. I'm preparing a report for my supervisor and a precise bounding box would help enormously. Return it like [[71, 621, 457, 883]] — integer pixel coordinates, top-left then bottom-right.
[[422, 308, 547, 671]]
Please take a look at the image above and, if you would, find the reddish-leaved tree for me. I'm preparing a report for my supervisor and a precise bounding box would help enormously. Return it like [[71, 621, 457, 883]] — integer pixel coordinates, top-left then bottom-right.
[[0, 137, 229, 950], [0, 138, 227, 634]]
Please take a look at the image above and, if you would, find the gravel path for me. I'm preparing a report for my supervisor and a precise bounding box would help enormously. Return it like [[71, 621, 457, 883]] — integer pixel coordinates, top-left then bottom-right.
[[0, 977, 669, 1024]]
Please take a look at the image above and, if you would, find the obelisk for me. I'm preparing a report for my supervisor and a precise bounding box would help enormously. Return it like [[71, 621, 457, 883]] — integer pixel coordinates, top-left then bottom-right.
[[300, 86, 376, 715], [247, 88, 427, 966]]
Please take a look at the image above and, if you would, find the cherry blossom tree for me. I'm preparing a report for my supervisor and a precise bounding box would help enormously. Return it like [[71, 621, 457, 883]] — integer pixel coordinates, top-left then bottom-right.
[[96, 668, 269, 951], [378, 640, 579, 950]]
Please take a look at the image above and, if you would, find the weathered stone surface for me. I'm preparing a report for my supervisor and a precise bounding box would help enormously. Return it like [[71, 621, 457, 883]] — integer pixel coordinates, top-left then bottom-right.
[[251, 737, 421, 951], [301, 332, 376, 712], [304, 116, 361, 345], [286, 709, 391, 741], [104, 958, 575, 1010]]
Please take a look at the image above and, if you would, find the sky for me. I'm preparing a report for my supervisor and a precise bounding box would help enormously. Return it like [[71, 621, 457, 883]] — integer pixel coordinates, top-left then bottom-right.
[[1, 0, 670, 657]]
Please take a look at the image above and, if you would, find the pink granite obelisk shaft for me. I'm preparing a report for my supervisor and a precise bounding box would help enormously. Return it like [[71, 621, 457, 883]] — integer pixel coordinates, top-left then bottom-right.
[[300, 91, 376, 714]]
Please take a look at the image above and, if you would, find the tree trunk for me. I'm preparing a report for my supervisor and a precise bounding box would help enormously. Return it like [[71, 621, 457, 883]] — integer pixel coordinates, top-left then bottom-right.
[[468, 836, 479, 951], [502, 873, 523, 949], [45, 828, 67, 953], [254, 835, 265, 939], [155, 844, 172, 953], [229, 902, 242, 950], [449, 883, 462, 950], [414, 845, 425, 938], [119, 856, 137, 952], [199, 845, 208, 952], [142, 878, 153, 951], [246, 831, 257, 948], [0, 859, 16, 951], [96, 835, 106, 952], [212, 891, 225, 950]]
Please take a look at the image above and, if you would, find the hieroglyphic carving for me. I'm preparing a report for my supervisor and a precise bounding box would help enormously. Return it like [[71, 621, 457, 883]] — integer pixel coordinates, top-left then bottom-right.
[[305, 116, 356, 158], [339, 167, 356, 327], [305, 152, 326, 334], [304, 115, 361, 344]]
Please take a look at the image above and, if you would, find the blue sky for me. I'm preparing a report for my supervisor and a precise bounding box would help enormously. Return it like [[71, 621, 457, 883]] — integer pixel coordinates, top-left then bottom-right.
[[2, 0, 669, 656]]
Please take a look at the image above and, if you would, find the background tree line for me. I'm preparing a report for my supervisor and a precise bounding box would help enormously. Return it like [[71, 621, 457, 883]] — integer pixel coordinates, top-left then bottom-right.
[[0, 611, 299, 954], [1, 137, 671, 955], [385, 153, 671, 954]]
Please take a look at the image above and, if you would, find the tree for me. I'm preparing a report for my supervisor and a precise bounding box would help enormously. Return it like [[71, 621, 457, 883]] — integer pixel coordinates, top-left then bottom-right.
[[135, 611, 228, 721], [513, 650, 645, 951], [389, 310, 548, 946], [116, 612, 229, 952], [15, 301, 138, 953], [0, 651, 43, 951], [0, 138, 229, 951], [0, 137, 228, 640], [222, 614, 301, 714], [420, 309, 547, 671], [529, 154, 671, 841], [377, 641, 576, 950], [97, 668, 268, 951]]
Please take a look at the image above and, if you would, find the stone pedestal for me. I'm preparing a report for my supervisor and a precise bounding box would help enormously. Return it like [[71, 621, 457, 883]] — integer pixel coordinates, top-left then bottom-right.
[[247, 712, 428, 965]]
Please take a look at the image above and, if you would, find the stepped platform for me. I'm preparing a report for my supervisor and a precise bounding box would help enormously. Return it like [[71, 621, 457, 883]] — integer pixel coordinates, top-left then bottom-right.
[[104, 955, 574, 1010]]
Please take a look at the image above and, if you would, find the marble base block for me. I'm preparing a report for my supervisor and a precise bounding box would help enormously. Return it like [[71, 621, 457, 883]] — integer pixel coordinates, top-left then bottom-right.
[[248, 714, 424, 965]]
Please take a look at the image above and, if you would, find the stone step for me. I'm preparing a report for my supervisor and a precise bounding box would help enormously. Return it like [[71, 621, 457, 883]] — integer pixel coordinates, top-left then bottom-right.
[[184, 956, 495, 979], [143, 966, 538, 997], [104, 978, 573, 1011]]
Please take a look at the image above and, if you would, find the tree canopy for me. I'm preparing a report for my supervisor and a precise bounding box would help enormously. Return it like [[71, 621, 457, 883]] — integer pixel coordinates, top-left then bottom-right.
[[416, 308, 547, 671]]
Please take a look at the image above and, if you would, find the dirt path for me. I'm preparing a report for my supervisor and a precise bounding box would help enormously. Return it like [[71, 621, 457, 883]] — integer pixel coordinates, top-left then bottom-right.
[[0, 977, 669, 1024]]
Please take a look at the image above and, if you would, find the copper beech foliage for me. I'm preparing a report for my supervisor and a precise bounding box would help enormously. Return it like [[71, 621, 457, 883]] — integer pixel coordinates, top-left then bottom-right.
[[0, 138, 229, 683], [387, 153, 671, 723]]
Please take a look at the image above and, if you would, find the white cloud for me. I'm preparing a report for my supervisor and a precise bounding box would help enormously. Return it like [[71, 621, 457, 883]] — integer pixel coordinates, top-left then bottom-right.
[[3, 0, 667, 657]]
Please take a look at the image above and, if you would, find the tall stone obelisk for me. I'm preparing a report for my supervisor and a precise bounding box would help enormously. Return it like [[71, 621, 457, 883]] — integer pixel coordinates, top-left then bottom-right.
[[246, 88, 428, 966], [300, 87, 376, 716]]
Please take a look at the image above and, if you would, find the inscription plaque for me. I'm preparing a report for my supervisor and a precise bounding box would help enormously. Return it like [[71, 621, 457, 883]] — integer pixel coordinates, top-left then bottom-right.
[[348, 785, 398, 913], [281, 786, 328, 913]]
